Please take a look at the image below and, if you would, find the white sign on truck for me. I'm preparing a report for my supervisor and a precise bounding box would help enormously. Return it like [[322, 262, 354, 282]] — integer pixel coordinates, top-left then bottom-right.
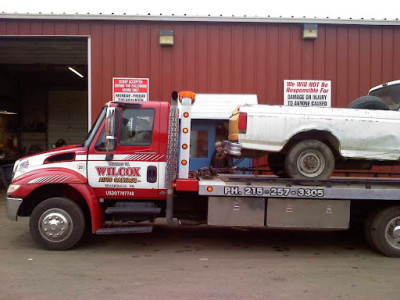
[[284, 80, 331, 107], [113, 77, 149, 102]]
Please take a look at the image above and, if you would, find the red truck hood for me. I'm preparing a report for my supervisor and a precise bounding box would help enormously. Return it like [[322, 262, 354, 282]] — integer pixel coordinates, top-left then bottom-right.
[[12, 145, 88, 181]]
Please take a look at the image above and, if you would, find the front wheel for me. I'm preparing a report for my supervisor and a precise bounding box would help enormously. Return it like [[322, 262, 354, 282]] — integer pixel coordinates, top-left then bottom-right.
[[285, 139, 335, 180], [369, 206, 400, 257], [29, 197, 85, 250]]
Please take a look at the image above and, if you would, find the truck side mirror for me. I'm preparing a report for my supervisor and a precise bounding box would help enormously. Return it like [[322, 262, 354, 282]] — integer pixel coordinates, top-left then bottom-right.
[[105, 107, 118, 151]]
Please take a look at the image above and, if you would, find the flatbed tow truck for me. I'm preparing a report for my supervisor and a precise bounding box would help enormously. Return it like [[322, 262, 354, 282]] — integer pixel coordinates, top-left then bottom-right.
[[6, 91, 400, 257]]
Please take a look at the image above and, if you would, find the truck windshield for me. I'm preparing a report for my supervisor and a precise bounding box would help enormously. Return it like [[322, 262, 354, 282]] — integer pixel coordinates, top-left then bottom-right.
[[82, 107, 106, 148]]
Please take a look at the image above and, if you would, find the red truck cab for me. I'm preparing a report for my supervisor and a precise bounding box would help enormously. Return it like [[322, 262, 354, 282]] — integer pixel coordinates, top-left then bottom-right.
[[6, 100, 175, 249]]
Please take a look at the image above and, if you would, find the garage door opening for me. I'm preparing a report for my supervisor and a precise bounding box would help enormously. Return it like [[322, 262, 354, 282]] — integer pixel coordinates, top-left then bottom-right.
[[0, 36, 89, 184]]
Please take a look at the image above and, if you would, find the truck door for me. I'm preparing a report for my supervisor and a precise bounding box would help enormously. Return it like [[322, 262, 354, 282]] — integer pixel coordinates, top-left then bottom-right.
[[87, 105, 165, 200]]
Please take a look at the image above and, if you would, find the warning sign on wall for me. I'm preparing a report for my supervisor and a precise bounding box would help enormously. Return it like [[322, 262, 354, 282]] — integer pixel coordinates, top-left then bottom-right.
[[113, 78, 149, 102], [284, 80, 331, 107]]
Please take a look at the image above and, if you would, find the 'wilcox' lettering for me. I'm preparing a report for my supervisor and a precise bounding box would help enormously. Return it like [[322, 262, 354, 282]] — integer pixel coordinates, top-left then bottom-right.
[[96, 167, 107, 176], [96, 167, 141, 177]]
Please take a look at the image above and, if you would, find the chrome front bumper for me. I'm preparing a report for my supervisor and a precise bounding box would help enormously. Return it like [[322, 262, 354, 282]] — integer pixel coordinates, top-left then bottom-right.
[[223, 140, 242, 156], [6, 197, 23, 221]]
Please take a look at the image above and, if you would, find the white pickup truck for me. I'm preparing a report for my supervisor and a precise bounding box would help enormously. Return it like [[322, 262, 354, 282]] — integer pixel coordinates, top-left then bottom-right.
[[225, 101, 400, 180]]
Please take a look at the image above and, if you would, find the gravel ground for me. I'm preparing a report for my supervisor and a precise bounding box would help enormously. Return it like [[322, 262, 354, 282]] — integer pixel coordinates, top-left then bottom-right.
[[1, 188, 400, 300]]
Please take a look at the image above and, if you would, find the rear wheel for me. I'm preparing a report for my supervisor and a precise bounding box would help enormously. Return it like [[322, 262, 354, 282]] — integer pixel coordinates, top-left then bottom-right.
[[30, 197, 85, 250], [285, 139, 334, 180], [370, 206, 400, 257]]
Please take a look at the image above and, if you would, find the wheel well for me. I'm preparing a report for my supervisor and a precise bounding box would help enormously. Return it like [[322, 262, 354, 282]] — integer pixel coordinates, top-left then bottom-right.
[[350, 200, 400, 222], [18, 184, 91, 222], [283, 130, 341, 157]]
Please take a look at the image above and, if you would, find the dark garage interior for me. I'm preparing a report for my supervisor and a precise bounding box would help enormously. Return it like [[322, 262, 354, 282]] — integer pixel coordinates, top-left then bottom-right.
[[0, 37, 88, 186]]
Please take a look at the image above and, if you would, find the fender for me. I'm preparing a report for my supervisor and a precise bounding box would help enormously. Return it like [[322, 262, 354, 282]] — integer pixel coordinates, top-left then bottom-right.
[[69, 183, 105, 233], [10, 167, 105, 233], [10, 167, 88, 197], [283, 126, 341, 153]]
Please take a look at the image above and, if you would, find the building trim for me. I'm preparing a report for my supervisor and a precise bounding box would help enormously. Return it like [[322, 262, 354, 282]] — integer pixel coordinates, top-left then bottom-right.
[[1, 12, 400, 26], [87, 36, 92, 129]]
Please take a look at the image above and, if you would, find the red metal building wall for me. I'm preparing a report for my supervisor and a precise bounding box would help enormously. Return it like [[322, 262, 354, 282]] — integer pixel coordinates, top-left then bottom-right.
[[1, 18, 400, 122]]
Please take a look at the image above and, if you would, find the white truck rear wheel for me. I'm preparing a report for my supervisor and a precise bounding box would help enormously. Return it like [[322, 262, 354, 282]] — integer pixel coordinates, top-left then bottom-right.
[[285, 139, 334, 180]]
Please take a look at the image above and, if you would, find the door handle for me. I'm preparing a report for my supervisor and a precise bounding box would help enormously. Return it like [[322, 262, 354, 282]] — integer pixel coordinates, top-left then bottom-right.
[[147, 166, 157, 183]]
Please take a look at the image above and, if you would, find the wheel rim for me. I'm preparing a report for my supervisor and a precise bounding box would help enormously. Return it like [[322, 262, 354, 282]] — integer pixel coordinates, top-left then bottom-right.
[[297, 150, 325, 178], [38, 208, 73, 243], [385, 216, 400, 250]]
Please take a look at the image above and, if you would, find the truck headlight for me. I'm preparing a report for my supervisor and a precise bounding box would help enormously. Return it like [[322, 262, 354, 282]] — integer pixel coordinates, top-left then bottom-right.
[[7, 184, 20, 196], [12, 159, 29, 180]]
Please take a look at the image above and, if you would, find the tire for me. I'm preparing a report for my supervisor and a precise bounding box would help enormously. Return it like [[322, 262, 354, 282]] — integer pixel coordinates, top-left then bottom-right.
[[29, 197, 85, 250], [285, 139, 334, 180], [364, 211, 377, 248], [348, 96, 389, 110], [370, 206, 400, 257], [268, 153, 288, 178]]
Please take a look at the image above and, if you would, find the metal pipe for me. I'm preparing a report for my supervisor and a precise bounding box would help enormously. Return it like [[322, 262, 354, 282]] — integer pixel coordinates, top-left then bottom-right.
[[166, 188, 174, 225]]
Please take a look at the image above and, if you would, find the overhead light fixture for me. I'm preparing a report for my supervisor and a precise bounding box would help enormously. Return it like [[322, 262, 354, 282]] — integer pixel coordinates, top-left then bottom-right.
[[0, 110, 17, 115], [68, 66, 84, 78], [303, 24, 318, 39], [159, 30, 174, 46]]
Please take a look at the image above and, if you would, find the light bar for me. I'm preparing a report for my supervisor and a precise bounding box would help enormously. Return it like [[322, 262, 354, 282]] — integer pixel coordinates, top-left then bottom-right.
[[68, 66, 84, 78], [178, 95, 194, 179]]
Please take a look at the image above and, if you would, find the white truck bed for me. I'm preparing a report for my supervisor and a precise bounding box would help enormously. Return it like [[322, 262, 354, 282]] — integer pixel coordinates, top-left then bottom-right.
[[237, 104, 400, 161]]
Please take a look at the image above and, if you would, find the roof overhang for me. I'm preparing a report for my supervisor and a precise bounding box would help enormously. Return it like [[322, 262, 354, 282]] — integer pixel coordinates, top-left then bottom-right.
[[1, 13, 400, 26]]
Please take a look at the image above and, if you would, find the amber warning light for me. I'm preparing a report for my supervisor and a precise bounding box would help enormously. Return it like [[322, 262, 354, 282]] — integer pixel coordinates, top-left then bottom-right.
[[207, 186, 213, 192], [178, 91, 196, 105]]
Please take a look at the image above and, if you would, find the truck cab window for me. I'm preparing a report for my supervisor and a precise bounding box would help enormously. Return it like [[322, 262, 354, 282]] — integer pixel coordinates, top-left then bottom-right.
[[119, 108, 154, 146]]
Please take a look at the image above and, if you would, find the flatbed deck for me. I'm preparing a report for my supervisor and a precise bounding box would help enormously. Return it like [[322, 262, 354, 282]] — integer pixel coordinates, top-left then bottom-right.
[[198, 174, 400, 201]]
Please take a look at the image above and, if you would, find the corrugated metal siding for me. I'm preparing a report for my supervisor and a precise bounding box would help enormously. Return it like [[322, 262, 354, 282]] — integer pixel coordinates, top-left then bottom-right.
[[1, 19, 400, 122]]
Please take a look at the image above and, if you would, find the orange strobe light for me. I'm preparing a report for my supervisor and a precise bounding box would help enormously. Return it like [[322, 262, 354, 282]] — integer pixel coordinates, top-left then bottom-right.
[[183, 112, 189, 118], [207, 186, 213, 192], [178, 91, 196, 100], [183, 128, 189, 133], [182, 144, 188, 149], [181, 160, 187, 165]]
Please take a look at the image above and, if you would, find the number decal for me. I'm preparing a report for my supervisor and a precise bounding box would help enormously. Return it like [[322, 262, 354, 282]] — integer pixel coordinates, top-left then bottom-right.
[[297, 188, 324, 198], [220, 186, 325, 198], [244, 187, 263, 195], [270, 188, 291, 196]]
